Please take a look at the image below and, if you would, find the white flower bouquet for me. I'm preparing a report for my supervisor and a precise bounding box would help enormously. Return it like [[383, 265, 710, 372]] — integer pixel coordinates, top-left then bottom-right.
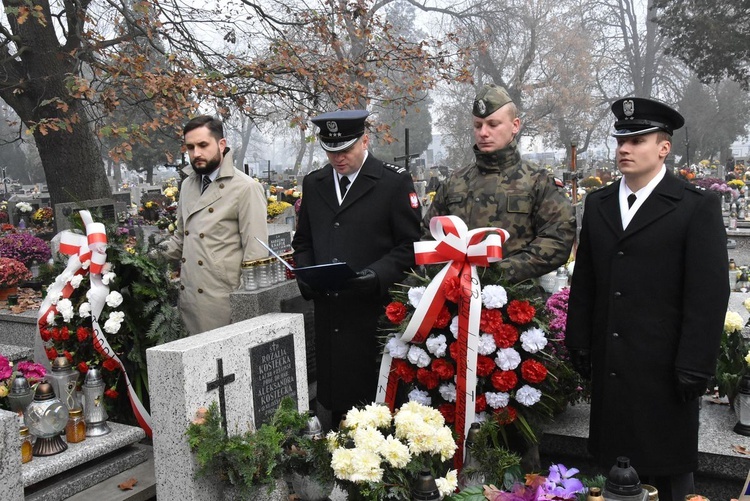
[[327, 401, 458, 500]]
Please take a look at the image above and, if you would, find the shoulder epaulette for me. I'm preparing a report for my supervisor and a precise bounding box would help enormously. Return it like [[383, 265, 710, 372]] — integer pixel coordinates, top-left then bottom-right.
[[384, 163, 407, 174]]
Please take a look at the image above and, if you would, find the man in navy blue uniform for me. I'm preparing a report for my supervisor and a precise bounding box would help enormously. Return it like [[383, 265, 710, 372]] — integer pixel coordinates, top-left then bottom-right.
[[292, 110, 422, 427], [565, 97, 729, 500]]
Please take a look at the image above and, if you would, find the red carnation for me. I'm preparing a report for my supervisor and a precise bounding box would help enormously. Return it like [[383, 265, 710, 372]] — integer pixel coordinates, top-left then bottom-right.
[[507, 300, 536, 324], [45, 347, 58, 361], [104, 388, 119, 400], [475, 393, 487, 413], [51, 328, 61, 342], [77, 327, 90, 343], [417, 367, 440, 389], [432, 358, 455, 380], [60, 326, 70, 341], [493, 324, 519, 349], [385, 302, 408, 324], [63, 350, 73, 363], [393, 359, 415, 383], [480, 309, 503, 334], [77, 362, 89, 374], [476, 355, 495, 377], [102, 358, 120, 372], [433, 306, 452, 329], [443, 276, 462, 303], [521, 359, 548, 384], [448, 342, 459, 360], [438, 403, 456, 423], [40, 328, 52, 342], [491, 370, 518, 392], [495, 405, 517, 425]]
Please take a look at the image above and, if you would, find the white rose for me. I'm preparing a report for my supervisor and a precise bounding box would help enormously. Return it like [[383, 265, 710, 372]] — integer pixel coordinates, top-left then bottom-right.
[[105, 291, 123, 308]]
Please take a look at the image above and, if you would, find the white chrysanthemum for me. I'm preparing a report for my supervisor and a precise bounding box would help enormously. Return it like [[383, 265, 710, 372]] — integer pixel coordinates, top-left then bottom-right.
[[326, 431, 339, 452], [57, 298, 74, 322], [515, 385, 542, 406], [385, 336, 409, 359], [482, 284, 508, 309], [407, 345, 431, 368], [495, 348, 521, 370], [78, 302, 91, 318], [433, 426, 458, 460], [102, 272, 116, 285], [106, 291, 124, 308], [350, 404, 392, 429], [398, 401, 445, 428], [449, 315, 459, 338], [477, 333, 497, 355], [425, 334, 447, 357], [103, 311, 125, 334], [46, 311, 56, 326], [436, 470, 458, 496], [380, 435, 411, 468], [725, 311, 744, 333], [485, 391, 510, 409], [439, 382, 456, 402], [70, 275, 84, 289], [520, 327, 548, 353], [406, 388, 431, 407], [351, 426, 386, 453], [408, 286, 426, 308], [331, 448, 383, 483]]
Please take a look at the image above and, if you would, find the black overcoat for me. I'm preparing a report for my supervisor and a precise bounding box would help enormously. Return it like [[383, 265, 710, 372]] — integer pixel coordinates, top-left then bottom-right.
[[292, 154, 421, 411], [565, 172, 729, 476]]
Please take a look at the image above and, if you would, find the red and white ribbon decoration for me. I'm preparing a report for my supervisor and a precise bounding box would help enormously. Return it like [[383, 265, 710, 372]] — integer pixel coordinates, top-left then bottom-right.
[[375, 215, 509, 470], [36, 210, 152, 437]]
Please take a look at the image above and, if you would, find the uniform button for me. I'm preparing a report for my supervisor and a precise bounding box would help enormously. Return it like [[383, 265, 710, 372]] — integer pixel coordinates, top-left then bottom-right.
[[609, 372, 617, 378], [184, 230, 189, 236], [614, 291, 622, 298], [612, 332, 620, 338], [199, 233, 205, 238], [181, 257, 186, 263], [208, 208, 214, 213], [198, 260, 203, 266], [332, 258, 339, 263], [333, 222, 340, 228], [198, 288, 204, 293], [219, 183, 225, 189], [617, 251, 624, 257]]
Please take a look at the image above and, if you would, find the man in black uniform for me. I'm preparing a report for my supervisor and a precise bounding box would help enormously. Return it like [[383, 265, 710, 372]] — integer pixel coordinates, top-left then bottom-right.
[[292, 109, 422, 428]]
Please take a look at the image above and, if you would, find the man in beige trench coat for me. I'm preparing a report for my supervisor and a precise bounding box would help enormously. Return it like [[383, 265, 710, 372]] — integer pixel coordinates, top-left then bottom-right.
[[161, 116, 268, 335]]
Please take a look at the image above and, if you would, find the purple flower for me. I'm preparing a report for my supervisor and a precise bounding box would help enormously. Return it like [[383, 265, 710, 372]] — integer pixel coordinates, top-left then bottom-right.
[[544, 463, 585, 499], [0, 232, 52, 266], [0, 354, 11, 380]]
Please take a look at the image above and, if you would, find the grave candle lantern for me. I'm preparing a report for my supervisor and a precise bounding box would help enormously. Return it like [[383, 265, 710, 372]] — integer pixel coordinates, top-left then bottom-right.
[[47, 355, 80, 411], [82, 368, 111, 437], [24, 381, 69, 456], [8, 374, 34, 415], [733, 373, 750, 436]]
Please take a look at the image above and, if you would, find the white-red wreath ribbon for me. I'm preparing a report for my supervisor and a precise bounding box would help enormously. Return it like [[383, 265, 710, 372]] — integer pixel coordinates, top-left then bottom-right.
[[36, 210, 153, 437], [375, 215, 509, 470]]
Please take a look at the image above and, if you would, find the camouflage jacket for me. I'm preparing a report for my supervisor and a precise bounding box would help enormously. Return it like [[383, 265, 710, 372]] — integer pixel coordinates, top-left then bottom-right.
[[423, 140, 575, 283]]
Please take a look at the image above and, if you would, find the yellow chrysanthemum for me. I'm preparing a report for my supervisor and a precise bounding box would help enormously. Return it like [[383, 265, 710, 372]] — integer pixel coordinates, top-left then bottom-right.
[[725, 311, 744, 333]]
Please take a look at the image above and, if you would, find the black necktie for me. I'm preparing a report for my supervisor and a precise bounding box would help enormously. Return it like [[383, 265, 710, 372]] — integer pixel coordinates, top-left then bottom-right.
[[201, 175, 212, 195], [627, 193, 637, 208], [339, 176, 350, 197]]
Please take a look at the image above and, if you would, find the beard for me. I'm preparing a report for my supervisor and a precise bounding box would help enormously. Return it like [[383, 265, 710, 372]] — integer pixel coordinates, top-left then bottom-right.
[[191, 154, 222, 176]]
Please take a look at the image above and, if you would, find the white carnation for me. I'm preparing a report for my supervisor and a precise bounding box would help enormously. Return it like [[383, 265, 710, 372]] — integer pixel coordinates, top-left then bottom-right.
[[102, 272, 116, 285], [495, 348, 521, 371], [70, 275, 84, 289], [385, 336, 409, 359], [408, 286, 426, 308], [438, 383, 456, 402], [49, 290, 62, 305], [474, 411, 488, 423], [481, 284, 508, 309], [477, 333, 497, 355], [425, 334, 447, 357], [81, 260, 90, 270], [103, 311, 125, 334], [520, 327, 547, 353], [57, 299, 74, 322], [485, 391, 510, 409], [78, 302, 91, 318], [105, 291, 123, 308], [407, 388, 431, 406], [46, 311, 56, 326], [407, 345, 431, 368], [515, 385, 542, 406], [102, 262, 113, 274], [449, 315, 459, 338]]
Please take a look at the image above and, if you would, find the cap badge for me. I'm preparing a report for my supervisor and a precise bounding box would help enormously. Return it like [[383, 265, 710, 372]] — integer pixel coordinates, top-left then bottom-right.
[[477, 99, 487, 115], [623, 99, 634, 118], [326, 121, 339, 133]]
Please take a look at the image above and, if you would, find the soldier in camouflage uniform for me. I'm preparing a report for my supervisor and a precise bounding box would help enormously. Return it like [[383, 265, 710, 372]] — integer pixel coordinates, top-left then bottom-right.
[[423, 84, 575, 283]]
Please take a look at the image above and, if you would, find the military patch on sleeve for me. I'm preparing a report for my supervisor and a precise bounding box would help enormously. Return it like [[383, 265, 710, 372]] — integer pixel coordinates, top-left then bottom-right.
[[384, 163, 407, 174], [554, 177, 565, 188], [409, 192, 420, 208]]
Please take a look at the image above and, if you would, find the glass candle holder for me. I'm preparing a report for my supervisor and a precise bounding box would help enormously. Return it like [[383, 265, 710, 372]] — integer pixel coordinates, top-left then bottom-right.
[[66, 408, 86, 444], [24, 381, 69, 456]]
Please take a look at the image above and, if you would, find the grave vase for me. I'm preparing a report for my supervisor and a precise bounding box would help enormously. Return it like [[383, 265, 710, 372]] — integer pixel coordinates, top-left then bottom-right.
[[0, 286, 18, 301], [222, 478, 289, 501]]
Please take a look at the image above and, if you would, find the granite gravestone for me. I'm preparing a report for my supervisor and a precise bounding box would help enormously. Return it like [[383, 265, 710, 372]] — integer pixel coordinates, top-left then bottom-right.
[[146, 313, 308, 501]]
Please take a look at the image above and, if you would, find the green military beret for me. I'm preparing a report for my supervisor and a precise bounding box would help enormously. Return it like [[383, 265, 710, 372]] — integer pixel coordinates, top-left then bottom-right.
[[473, 84, 513, 118]]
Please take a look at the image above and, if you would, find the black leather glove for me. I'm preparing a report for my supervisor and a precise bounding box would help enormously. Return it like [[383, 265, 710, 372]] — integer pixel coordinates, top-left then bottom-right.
[[569, 349, 592, 380], [296, 277, 319, 301], [675, 370, 709, 402], [344, 269, 379, 295]]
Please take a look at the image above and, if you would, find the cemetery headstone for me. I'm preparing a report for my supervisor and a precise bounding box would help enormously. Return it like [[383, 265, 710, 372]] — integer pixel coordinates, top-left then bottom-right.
[[54, 198, 116, 232], [146, 313, 308, 501]]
